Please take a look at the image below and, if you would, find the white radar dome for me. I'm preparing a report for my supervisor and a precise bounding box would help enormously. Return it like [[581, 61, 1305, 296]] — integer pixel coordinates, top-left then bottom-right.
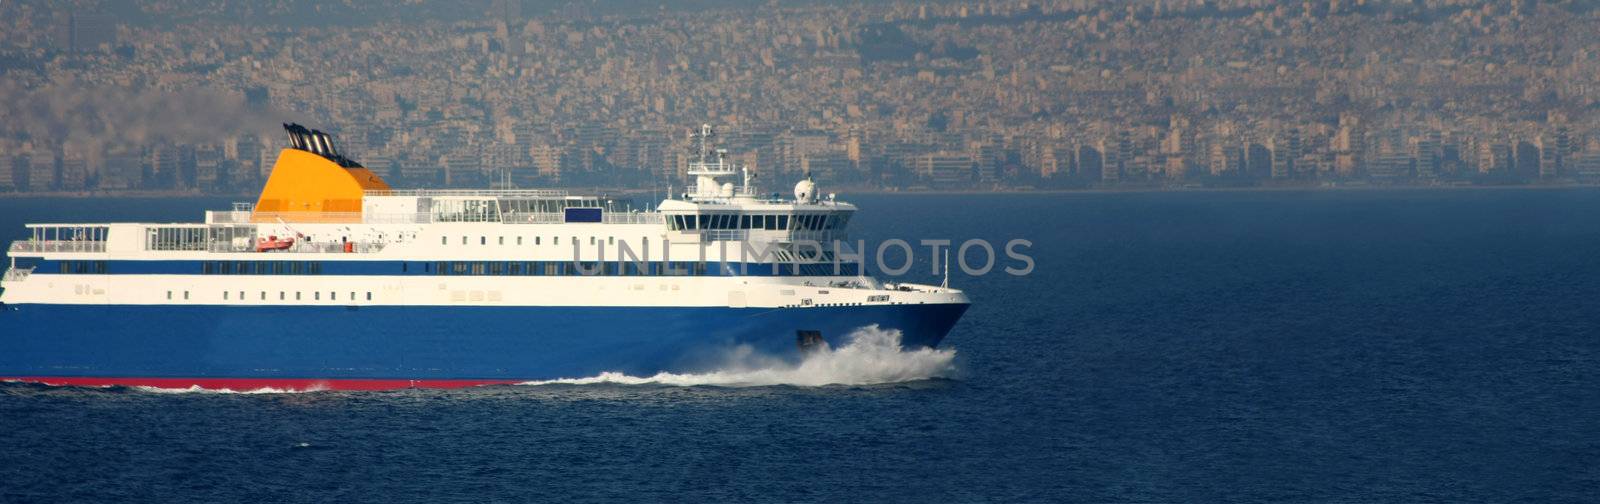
[[794, 178, 817, 203]]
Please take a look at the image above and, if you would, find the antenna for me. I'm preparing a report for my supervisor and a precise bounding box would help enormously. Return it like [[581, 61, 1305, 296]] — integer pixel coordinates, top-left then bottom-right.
[[941, 248, 950, 289]]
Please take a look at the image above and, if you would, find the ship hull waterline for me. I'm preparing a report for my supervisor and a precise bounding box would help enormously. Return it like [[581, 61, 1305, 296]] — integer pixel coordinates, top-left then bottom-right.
[[0, 302, 967, 391]]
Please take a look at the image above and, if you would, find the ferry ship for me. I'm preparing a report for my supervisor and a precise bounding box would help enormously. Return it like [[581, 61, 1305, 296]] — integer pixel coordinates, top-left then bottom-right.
[[0, 124, 968, 391]]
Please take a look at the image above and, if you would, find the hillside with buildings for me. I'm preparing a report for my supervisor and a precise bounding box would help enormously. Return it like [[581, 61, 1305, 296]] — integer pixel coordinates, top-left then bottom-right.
[[0, 0, 1597, 194]]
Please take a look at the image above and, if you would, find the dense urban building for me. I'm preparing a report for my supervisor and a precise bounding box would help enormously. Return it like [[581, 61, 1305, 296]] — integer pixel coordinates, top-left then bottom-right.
[[1, 0, 1598, 194]]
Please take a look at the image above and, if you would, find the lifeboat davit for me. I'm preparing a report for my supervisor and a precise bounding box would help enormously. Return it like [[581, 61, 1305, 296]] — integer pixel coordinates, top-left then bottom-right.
[[255, 235, 296, 252]]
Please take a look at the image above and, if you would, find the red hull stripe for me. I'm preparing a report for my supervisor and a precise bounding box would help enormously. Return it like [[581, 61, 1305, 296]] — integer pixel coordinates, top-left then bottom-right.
[[3, 376, 521, 391]]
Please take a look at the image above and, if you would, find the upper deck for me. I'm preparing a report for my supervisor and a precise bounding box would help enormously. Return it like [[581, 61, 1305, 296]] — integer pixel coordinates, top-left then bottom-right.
[[5, 124, 856, 260]]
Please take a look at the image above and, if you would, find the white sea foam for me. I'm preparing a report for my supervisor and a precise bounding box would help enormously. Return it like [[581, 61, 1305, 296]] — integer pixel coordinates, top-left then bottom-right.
[[519, 325, 956, 387]]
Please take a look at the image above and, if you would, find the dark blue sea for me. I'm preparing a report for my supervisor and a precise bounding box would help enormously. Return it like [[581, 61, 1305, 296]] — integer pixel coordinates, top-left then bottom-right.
[[2, 189, 1598, 502]]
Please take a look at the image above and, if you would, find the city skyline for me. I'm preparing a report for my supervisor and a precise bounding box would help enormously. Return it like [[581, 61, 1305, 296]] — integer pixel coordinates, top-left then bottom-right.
[[1, 0, 1598, 195]]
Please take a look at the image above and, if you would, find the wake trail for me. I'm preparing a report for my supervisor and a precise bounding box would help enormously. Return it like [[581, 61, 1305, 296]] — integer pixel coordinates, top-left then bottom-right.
[[520, 325, 956, 387]]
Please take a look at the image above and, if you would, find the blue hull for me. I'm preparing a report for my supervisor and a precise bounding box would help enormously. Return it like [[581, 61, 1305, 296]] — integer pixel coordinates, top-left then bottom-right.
[[0, 303, 966, 382]]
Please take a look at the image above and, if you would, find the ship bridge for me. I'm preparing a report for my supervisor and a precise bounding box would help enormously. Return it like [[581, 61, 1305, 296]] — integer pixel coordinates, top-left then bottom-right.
[[656, 124, 857, 244]]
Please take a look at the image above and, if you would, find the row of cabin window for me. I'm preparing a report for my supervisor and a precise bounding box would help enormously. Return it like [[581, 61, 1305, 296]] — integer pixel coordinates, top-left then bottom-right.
[[428, 261, 860, 277], [201, 261, 323, 275], [667, 214, 842, 232], [440, 236, 620, 246], [167, 290, 374, 302], [434, 261, 709, 277], [57, 261, 109, 274], [60, 259, 853, 277]]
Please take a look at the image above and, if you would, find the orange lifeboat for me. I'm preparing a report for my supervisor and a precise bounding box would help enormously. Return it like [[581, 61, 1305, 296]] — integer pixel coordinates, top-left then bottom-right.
[[255, 235, 296, 252]]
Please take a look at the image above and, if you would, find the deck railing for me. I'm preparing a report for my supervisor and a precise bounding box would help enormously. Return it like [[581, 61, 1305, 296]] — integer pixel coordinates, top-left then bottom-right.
[[601, 212, 665, 225], [207, 241, 389, 254], [500, 212, 564, 224], [366, 189, 570, 198], [206, 211, 375, 224], [8, 240, 108, 254], [204, 210, 257, 224], [209, 210, 663, 226]]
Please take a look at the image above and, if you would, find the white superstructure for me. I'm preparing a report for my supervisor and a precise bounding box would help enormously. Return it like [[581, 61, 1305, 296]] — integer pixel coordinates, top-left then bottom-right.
[[2, 125, 966, 312]]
